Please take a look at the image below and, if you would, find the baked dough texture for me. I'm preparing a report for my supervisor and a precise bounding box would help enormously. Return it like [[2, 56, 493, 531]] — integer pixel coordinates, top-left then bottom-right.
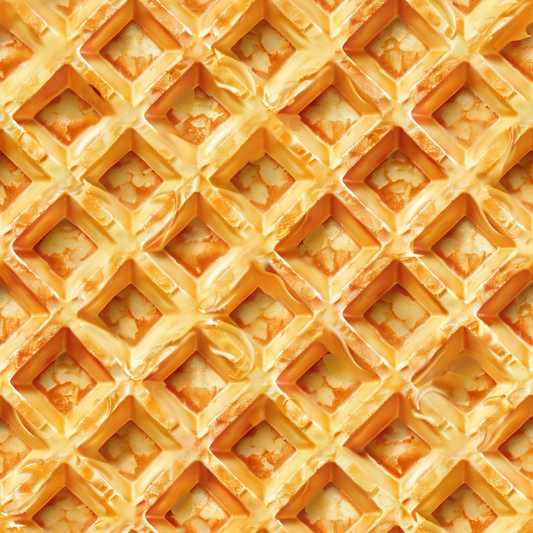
[[0, 0, 532, 532]]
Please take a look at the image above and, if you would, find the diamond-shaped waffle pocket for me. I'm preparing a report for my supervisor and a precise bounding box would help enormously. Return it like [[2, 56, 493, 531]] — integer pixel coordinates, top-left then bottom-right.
[[0, 130, 51, 224], [230, 21, 296, 81], [0, 396, 43, 497], [78, 260, 179, 366], [494, 128, 533, 223], [11, 328, 114, 435], [166, 218, 229, 278], [413, 194, 515, 300], [0, 149, 31, 216], [343, 0, 447, 100], [13, 65, 111, 167], [0, 23, 32, 82], [144, 192, 243, 300], [81, 129, 179, 229], [412, 63, 515, 166], [344, 395, 442, 497], [33, 487, 98, 532], [17, 463, 115, 531], [344, 128, 447, 232], [0, 263, 46, 356], [483, 396, 533, 500], [0, 1, 39, 90], [412, 327, 515, 434], [489, 16, 533, 99], [277, 329, 379, 431], [500, 150, 533, 215], [77, 396, 177, 498], [277, 462, 382, 533], [80, 0, 180, 103], [344, 260, 447, 366], [415, 461, 516, 533], [209, 129, 311, 234], [147, 461, 249, 533], [13, 194, 115, 301], [276, 194, 380, 299], [478, 269, 533, 366], [278, 63, 380, 165], [211, 395, 314, 500], [226, 267, 311, 368], [144, 328, 247, 435], [145, 63, 241, 167], [213, 0, 302, 93]]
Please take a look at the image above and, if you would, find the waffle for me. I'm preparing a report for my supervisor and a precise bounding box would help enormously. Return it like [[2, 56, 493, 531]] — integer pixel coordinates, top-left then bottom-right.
[[0, 0, 533, 532]]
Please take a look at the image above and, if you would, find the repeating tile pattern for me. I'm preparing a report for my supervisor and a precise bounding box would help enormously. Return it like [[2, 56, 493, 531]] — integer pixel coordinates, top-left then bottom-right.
[[0, 0, 532, 532]]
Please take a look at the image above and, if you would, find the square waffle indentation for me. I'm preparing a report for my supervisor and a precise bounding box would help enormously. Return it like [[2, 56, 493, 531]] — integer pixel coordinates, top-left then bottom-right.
[[0, 283, 30, 345], [167, 87, 230, 145], [297, 483, 361, 533], [35, 89, 101, 146], [33, 488, 97, 532], [166, 484, 230, 532], [298, 217, 361, 276], [165, 218, 229, 277], [500, 284, 533, 345], [432, 85, 498, 149], [231, 20, 295, 80], [365, 150, 430, 212], [0, 152, 31, 213], [230, 288, 294, 346], [296, 353, 361, 414], [100, 21, 162, 81], [231, 155, 295, 213], [99, 284, 163, 346], [433, 485, 497, 533], [433, 217, 496, 278], [35, 219, 98, 279], [365, 418, 431, 477], [433, 354, 497, 412], [365, 18, 429, 79], [365, 285, 430, 348], [165, 353, 227, 413], [99, 152, 163, 211], [500, 152, 533, 212], [0, 418, 30, 478], [232, 420, 296, 479], [0, 25, 32, 80], [500, 417, 533, 478], [33, 352, 97, 415], [99, 420, 162, 481], [501, 35, 533, 81], [300, 86, 360, 145]]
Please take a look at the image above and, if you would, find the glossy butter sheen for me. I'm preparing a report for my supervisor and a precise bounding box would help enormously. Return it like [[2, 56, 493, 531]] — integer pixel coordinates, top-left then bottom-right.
[[0, 0, 532, 533]]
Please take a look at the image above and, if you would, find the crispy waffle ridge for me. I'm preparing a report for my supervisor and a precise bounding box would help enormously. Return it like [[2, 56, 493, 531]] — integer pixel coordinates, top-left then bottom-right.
[[3, 0, 533, 532]]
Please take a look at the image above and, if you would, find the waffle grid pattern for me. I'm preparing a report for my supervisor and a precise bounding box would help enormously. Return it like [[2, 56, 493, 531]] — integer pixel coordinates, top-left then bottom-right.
[[0, 0, 533, 532]]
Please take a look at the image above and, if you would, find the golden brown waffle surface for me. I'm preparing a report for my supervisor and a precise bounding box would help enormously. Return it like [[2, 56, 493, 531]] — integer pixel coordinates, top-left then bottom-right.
[[3, 0, 533, 531]]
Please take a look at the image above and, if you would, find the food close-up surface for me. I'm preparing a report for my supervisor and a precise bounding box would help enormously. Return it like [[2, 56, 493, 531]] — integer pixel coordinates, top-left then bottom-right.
[[1, 0, 533, 532]]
